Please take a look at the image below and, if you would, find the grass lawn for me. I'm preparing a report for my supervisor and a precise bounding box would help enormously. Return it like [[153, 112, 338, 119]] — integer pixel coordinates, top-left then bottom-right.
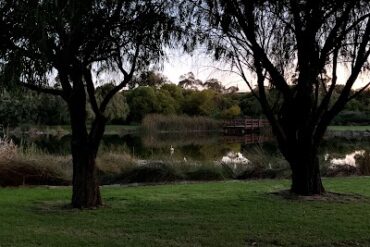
[[328, 125, 370, 131], [1, 178, 370, 246]]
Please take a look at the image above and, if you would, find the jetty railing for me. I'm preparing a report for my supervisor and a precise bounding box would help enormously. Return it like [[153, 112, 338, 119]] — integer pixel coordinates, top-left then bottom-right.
[[223, 118, 270, 130]]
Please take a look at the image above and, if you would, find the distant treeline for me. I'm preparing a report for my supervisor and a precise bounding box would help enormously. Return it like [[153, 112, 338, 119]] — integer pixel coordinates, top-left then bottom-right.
[[1, 83, 370, 127]]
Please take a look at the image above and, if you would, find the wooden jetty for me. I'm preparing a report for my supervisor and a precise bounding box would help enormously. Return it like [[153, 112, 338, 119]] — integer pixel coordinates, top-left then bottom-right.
[[223, 133, 271, 144], [223, 118, 270, 135]]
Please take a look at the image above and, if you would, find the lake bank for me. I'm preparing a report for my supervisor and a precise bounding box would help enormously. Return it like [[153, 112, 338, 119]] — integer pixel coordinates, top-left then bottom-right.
[[1, 125, 370, 186]]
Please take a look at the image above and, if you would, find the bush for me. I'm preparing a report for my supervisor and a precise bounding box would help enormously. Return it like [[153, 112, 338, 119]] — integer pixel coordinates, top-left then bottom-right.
[[332, 111, 370, 125], [114, 162, 184, 184], [186, 165, 225, 181], [0, 159, 70, 186], [0, 137, 71, 186], [0, 137, 17, 160]]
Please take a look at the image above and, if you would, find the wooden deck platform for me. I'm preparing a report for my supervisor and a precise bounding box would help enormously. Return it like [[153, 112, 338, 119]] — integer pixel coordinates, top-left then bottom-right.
[[223, 118, 269, 135], [223, 134, 271, 144]]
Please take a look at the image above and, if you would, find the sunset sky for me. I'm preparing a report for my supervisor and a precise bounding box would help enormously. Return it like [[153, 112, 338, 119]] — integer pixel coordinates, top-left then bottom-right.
[[162, 49, 370, 92]]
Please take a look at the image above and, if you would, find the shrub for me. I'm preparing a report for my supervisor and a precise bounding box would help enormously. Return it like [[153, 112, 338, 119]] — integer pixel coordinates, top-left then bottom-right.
[[186, 165, 225, 181], [115, 162, 184, 184], [0, 137, 17, 160], [0, 137, 71, 186]]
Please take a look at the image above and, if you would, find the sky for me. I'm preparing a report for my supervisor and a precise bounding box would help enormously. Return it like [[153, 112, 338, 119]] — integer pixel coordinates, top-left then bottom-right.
[[162, 49, 247, 91], [161, 49, 369, 92]]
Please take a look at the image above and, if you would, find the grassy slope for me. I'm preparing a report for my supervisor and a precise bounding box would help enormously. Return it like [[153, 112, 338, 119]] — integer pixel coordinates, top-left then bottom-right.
[[328, 125, 370, 131], [1, 178, 370, 246]]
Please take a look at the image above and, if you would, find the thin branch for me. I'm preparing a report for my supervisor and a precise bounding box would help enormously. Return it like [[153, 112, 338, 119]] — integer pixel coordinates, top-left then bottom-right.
[[233, 1, 292, 100], [83, 68, 100, 116], [20, 82, 65, 98], [347, 81, 370, 102], [228, 37, 260, 100], [317, 2, 354, 69], [99, 44, 140, 112]]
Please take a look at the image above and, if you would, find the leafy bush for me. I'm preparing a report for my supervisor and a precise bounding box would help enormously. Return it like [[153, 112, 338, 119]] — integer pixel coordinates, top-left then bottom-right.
[[332, 111, 370, 125]]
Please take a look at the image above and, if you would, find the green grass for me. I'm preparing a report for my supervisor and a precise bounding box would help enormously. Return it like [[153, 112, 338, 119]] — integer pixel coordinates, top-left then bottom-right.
[[1, 178, 370, 246], [328, 125, 370, 131]]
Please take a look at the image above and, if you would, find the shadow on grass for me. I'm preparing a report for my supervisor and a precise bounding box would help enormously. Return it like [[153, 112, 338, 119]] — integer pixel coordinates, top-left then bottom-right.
[[271, 189, 370, 203], [30, 200, 113, 214]]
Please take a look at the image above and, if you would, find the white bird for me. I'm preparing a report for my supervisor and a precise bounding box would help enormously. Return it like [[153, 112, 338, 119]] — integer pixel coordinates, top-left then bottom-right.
[[183, 157, 187, 162], [324, 153, 330, 161], [170, 145, 174, 156], [268, 163, 272, 169]]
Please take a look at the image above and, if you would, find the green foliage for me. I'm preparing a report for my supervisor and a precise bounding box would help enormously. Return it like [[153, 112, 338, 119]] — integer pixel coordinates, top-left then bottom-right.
[[2, 82, 370, 126], [126, 87, 159, 122], [332, 111, 370, 125], [94, 84, 130, 123], [129, 71, 169, 89], [0, 89, 69, 126], [156, 90, 178, 115], [220, 105, 241, 119]]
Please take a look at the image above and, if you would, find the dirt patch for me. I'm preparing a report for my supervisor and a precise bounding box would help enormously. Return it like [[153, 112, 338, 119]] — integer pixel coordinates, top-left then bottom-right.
[[271, 190, 370, 203], [317, 239, 370, 247], [31, 200, 111, 214]]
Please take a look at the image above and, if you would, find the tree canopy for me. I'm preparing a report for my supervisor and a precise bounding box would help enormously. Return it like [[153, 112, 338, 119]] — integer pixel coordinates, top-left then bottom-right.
[[0, 0, 184, 208], [193, 0, 370, 195]]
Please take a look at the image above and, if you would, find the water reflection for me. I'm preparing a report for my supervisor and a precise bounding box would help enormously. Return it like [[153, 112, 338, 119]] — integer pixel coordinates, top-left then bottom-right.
[[8, 132, 274, 161], [7, 131, 370, 169], [327, 150, 365, 168]]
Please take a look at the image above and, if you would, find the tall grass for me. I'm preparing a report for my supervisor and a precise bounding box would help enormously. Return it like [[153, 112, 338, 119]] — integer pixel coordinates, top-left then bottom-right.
[[141, 114, 221, 133], [0, 137, 70, 186], [4, 133, 370, 186]]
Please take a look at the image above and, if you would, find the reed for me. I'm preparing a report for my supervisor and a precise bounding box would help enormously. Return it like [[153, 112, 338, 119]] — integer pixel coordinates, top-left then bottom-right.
[[141, 114, 221, 133]]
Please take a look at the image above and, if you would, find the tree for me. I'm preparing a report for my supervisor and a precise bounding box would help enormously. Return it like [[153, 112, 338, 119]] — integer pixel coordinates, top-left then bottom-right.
[[203, 78, 225, 92], [160, 84, 184, 108], [129, 70, 170, 89], [195, 0, 370, 195], [93, 84, 130, 124], [156, 90, 178, 115], [126, 87, 160, 122], [3, 0, 179, 208], [178, 72, 204, 90], [220, 105, 241, 119]]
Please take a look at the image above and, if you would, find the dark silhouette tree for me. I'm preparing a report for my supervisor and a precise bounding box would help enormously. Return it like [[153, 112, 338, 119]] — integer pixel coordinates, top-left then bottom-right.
[[194, 0, 370, 195], [129, 71, 170, 89], [178, 72, 204, 90], [203, 78, 225, 93], [2, 0, 180, 208]]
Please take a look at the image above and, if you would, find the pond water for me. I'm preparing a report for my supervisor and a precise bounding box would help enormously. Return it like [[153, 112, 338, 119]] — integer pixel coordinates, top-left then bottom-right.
[[10, 132, 276, 160], [8, 130, 370, 167]]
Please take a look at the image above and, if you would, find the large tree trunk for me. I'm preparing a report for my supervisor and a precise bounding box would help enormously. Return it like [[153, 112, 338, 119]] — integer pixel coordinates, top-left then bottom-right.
[[283, 140, 325, 195], [71, 140, 102, 208], [69, 86, 103, 208], [290, 153, 325, 195]]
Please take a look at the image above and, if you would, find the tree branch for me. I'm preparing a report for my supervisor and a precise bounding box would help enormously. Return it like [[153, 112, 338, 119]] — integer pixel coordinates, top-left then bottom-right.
[[99, 44, 140, 113], [20, 82, 65, 98], [242, 2, 292, 100], [347, 81, 370, 102], [83, 68, 100, 116]]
